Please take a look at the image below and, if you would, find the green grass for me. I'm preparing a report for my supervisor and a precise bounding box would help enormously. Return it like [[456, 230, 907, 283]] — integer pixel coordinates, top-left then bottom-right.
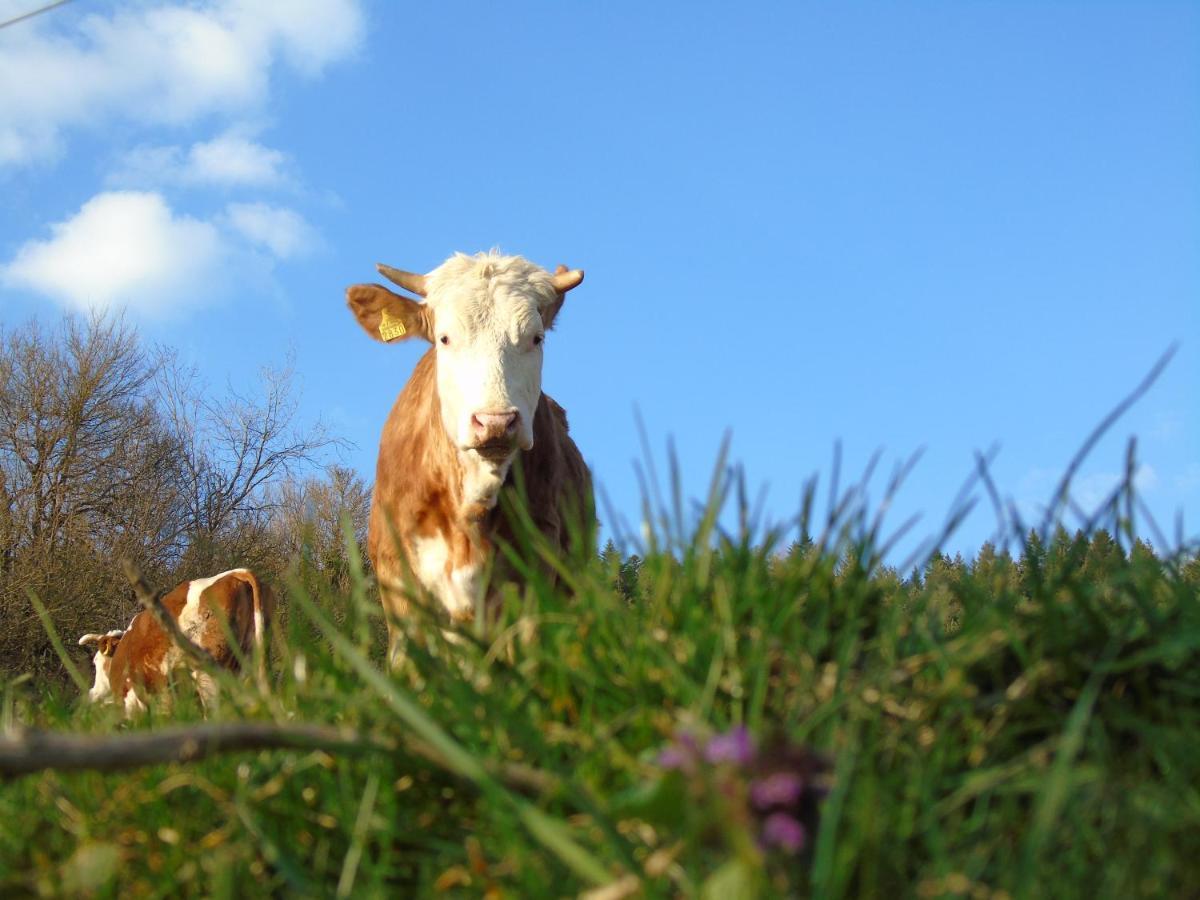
[[2, 458, 1199, 898]]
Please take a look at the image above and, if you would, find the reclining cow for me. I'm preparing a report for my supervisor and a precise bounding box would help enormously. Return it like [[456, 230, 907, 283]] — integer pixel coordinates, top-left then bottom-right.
[[346, 251, 594, 664], [78, 568, 272, 715]]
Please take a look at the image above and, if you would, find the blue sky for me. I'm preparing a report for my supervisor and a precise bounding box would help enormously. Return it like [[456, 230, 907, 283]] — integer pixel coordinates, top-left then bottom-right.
[[1, 1, 1197, 560]]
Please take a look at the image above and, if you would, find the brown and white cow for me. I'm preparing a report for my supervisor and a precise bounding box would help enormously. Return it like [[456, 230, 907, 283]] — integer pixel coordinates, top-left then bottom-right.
[[346, 251, 593, 663], [78, 568, 272, 715]]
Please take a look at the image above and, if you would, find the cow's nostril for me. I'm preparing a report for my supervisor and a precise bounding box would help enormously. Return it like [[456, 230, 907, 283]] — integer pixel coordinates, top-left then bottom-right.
[[471, 410, 519, 438]]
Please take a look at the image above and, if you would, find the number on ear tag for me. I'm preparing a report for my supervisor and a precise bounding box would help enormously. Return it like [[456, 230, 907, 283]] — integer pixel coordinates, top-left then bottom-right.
[[379, 308, 407, 341]]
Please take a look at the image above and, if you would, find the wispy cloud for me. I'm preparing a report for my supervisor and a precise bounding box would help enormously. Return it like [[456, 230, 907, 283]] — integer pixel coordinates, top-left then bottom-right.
[[2, 190, 318, 314], [224, 201, 317, 259], [1177, 464, 1200, 495], [1072, 465, 1158, 509], [190, 132, 290, 187], [1148, 410, 1185, 442], [1016, 463, 1159, 522], [110, 131, 293, 189], [0, 0, 363, 167]]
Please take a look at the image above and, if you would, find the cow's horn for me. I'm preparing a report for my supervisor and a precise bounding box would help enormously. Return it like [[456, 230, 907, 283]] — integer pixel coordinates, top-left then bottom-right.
[[376, 263, 427, 297], [551, 265, 584, 293]]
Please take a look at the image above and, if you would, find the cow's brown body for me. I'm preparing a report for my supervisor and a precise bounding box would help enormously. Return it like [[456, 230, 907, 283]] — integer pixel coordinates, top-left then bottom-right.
[[84, 568, 272, 714], [369, 350, 593, 632]]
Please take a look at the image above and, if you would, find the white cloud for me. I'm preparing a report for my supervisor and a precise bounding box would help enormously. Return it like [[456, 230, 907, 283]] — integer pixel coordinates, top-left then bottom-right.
[[1072, 465, 1158, 509], [111, 131, 291, 188], [1, 191, 319, 313], [1149, 410, 1184, 442], [0, 0, 363, 167], [2, 191, 225, 314], [189, 133, 288, 186], [225, 202, 316, 259], [1015, 463, 1160, 524]]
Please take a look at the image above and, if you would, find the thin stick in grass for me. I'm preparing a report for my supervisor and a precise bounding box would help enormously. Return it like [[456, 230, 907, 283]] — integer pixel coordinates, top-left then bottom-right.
[[0, 722, 393, 779]]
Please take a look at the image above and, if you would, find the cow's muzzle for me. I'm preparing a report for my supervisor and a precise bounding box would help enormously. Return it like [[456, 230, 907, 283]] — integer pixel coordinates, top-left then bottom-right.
[[467, 409, 520, 457]]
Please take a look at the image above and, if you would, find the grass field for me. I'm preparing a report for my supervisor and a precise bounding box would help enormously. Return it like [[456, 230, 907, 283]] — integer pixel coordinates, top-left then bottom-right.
[[2, 449, 1198, 898]]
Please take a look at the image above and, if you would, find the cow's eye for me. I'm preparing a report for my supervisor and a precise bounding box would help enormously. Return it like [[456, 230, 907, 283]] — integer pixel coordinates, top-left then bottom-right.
[[533, 334, 544, 347], [439, 335, 450, 346]]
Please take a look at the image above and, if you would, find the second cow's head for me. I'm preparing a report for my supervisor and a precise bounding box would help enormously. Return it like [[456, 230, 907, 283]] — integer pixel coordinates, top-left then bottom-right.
[[346, 251, 583, 459], [78, 629, 125, 702]]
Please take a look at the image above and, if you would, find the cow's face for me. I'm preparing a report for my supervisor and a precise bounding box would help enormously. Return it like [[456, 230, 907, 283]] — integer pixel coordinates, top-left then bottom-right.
[[78, 630, 124, 702], [347, 252, 583, 460], [426, 258, 557, 455]]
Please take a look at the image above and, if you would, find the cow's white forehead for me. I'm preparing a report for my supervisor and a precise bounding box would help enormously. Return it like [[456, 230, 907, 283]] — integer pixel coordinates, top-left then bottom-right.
[[424, 252, 557, 318]]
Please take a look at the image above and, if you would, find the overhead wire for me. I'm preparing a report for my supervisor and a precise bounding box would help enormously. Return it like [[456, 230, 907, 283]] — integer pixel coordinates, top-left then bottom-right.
[[0, 0, 76, 32]]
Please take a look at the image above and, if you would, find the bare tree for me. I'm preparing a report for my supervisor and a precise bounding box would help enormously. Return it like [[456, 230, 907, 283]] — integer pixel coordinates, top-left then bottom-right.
[[0, 315, 185, 676], [271, 464, 372, 591], [0, 314, 345, 682], [155, 351, 342, 576]]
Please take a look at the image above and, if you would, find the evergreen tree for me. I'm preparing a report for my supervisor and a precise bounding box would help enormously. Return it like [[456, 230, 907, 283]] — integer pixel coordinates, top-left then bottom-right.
[[791, 531, 815, 557], [973, 541, 1015, 595], [618, 554, 643, 603], [599, 539, 622, 574], [1083, 529, 1124, 581], [974, 541, 999, 577], [1018, 529, 1047, 597], [778, 533, 816, 571], [1047, 525, 1078, 576], [1129, 538, 1159, 569], [1180, 552, 1200, 589]]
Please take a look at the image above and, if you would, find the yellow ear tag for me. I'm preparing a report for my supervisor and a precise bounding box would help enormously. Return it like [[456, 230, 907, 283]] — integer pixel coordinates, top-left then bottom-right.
[[378, 308, 407, 341]]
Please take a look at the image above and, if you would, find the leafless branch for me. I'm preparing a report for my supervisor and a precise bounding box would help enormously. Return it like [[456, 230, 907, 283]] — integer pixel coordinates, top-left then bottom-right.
[[0, 723, 391, 779], [0, 721, 557, 794]]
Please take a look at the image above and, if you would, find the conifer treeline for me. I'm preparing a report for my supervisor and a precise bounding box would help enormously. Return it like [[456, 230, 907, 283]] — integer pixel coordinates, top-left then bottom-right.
[[599, 529, 1200, 606]]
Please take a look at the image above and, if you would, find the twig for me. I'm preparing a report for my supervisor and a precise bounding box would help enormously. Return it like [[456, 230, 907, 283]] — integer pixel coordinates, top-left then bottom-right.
[[119, 557, 221, 672], [0, 721, 558, 793], [0, 723, 390, 779]]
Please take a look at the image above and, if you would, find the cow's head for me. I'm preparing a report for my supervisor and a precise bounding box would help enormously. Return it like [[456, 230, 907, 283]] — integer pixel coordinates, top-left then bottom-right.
[[78, 629, 124, 702], [346, 251, 583, 460]]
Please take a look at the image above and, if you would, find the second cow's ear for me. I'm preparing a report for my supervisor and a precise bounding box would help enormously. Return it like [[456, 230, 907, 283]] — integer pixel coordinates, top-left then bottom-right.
[[346, 284, 433, 344], [99, 634, 122, 656]]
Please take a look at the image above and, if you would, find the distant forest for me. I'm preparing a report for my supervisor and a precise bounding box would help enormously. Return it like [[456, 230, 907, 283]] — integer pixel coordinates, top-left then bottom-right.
[[601, 529, 1200, 610]]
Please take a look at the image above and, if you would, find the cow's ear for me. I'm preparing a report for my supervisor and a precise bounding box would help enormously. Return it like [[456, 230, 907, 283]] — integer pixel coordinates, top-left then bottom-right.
[[541, 265, 583, 330], [540, 294, 566, 331], [346, 284, 432, 344], [99, 635, 121, 656]]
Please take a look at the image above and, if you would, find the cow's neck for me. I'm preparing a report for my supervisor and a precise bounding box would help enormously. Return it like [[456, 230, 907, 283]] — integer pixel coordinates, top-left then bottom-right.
[[456, 449, 513, 523], [417, 373, 515, 526], [88, 651, 112, 702]]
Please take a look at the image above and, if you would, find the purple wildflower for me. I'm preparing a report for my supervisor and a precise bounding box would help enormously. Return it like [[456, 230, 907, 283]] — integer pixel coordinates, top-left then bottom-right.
[[704, 725, 755, 766], [657, 731, 701, 773], [761, 812, 807, 853], [750, 772, 804, 809]]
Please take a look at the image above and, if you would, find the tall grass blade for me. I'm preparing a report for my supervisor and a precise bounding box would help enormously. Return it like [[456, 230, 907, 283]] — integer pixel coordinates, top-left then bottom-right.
[[28, 591, 87, 693], [291, 588, 614, 886]]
